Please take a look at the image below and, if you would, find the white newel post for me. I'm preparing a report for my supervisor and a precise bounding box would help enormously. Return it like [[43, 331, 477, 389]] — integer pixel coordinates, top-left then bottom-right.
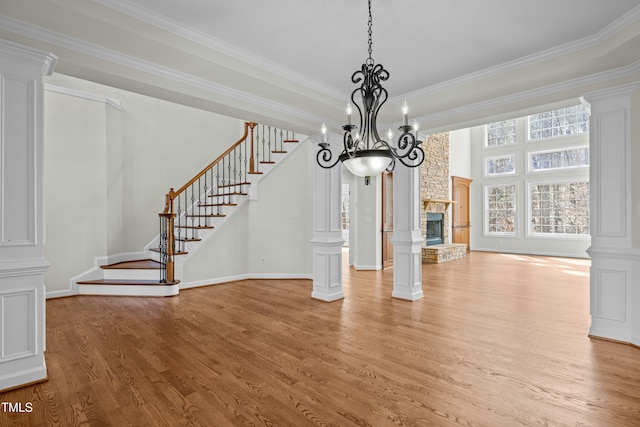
[[391, 162, 424, 301], [310, 134, 345, 301], [0, 39, 56, 390], [584, 83, 640, 346]]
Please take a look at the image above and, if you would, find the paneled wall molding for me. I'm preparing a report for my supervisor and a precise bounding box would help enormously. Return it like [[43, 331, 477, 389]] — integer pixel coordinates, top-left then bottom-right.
[[391, 162, 424, 301], [0, 38, 54, 391], [0, 258, 49, 278], [584, 82, 639, 347], [311, 132, 344, 302]]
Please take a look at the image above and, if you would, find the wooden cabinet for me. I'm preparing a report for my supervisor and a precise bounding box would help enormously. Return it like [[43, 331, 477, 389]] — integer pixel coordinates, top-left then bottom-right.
[[451, 176, 472, 252]]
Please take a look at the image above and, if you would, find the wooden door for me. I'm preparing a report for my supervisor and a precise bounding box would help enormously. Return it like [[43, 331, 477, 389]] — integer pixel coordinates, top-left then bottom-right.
[[451, 176, 472, 252], [382, 172, 393, 267]]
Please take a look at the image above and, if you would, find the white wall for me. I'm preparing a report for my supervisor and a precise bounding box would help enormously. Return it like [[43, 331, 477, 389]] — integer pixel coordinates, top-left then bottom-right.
[[43, 74, 245, 293], [43, 74, 313, 294], [183, 142, 314, 283]]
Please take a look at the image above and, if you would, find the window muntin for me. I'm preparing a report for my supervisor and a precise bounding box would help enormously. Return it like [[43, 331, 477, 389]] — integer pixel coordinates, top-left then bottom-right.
[[529, 181, 590, 236], [485, 119, 517, 147], [528, 146, 589, 172], [485, 184, 516, 235], [485, 154, 516, 176], [528, 105, 590, 141]]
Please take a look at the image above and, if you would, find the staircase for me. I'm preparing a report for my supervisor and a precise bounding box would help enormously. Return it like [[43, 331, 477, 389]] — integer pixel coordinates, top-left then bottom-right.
[[76, 122, 303, 296]]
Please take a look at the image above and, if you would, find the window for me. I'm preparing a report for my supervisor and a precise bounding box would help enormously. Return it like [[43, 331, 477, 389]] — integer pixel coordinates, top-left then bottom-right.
[[486, 119, 517, 147], [528, 105, 590, 140], [485, 154, 516, 176], [529, 181, 589, 236], [485, 184, 516, 234], [528, 146, 589, 172]]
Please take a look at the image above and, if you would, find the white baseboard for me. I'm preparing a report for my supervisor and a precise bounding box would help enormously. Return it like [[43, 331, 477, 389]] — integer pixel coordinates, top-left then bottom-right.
[[471, 248, 590, 259]]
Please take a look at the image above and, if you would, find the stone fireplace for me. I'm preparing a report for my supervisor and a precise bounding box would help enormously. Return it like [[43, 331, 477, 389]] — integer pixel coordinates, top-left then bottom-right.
[[420, 132, 467, 263]]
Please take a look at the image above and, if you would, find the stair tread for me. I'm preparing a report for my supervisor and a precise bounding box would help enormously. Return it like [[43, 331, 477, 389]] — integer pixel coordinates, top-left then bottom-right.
[[272, 150, 287, 154], [283, 139, 299, 143], [260, 161, 275, 164], [248, 172, 264, 175], [77, 279, 180, 286], [218, 182, 251, 188], [209, 192, 248, 197], [101, 259, 161, 270], [187, 214, 226, 218], [176, 237, 202, 242], [150, 248, 188, 255], [176, 225, 214, 229], [199, 203, 237, 207]]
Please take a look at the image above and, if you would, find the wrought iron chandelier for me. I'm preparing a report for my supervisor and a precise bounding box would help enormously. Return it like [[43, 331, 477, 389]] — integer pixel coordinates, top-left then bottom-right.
[[316, 0, 425, 183]]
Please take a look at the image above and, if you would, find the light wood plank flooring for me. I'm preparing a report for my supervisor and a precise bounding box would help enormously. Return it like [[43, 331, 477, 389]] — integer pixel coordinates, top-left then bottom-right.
[[2, 251, 639, 426]]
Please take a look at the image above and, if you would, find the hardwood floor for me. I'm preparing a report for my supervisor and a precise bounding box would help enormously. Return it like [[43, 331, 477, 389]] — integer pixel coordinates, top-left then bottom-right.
[[2, 251, 639, 426]]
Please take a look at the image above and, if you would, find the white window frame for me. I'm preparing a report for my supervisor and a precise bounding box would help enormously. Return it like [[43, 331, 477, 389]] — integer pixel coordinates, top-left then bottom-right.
[[484, 154, 517, 177], [527, 105, 590, 142], [527, 145, 589, 173], [526, 179, 590, 239], [484, 183, 518, 237], [484, 119, 517, 148]]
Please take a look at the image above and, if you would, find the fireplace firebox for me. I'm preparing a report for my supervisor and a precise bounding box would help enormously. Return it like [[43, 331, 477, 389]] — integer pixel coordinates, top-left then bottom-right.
[[426, 212, 444, 246]]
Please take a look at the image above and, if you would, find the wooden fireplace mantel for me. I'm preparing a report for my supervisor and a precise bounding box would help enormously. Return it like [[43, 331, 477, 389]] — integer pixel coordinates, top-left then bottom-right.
[[422, 198, 457, 211]]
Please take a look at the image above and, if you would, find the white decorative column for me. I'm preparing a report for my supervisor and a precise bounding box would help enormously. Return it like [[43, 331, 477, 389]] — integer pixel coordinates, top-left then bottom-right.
[[310, 133, 344, 301], [584, 83, 640, 346], [0, 39, 56, 390], [391, 162, 424, 301]]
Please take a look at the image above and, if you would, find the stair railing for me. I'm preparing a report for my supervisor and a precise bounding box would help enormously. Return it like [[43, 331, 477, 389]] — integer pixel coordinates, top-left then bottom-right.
[[158, 121, 298, 283]]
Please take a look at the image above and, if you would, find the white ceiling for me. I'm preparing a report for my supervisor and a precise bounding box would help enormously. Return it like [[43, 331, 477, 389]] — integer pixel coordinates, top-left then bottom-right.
[[1, 0, 640, 133], [118, 0, 640, 95]]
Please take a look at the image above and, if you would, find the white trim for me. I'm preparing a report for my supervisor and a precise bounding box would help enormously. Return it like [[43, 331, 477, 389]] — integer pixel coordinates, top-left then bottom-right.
[[44, 83, 122, 110], [352, 264, 382, 271], [77, 283, 180, 297], [0, 16, 326, 125], [0, 365, 47, 392], [526, 145, 590, 173], [483, 182, 518, 237], [93, 0, 345, 100], [0, 258, 49, 278], [415, 62, 640, 131], [483, 153, 517, 177], [472, 248, 590, 259], [403, 5, 640, 101]]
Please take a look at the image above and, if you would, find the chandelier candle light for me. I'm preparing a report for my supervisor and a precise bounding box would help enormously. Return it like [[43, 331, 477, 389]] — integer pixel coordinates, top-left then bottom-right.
[[316, 0, 425, 184]]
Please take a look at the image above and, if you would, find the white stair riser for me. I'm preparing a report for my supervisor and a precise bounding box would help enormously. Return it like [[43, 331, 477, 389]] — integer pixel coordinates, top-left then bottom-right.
[[103, 269, 160, 281], [79, 283, 179, 297]]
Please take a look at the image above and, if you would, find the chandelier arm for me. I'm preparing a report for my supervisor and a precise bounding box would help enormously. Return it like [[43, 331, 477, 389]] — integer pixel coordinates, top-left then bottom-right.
[[397, 145, 425, 168], [316, 144, 342, 169]]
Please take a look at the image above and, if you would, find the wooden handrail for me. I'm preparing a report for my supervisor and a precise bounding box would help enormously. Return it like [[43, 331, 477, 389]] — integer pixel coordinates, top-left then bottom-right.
[[171, 121, 256, 200]]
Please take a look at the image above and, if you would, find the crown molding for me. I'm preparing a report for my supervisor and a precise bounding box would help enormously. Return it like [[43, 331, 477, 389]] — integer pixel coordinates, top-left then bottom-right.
[[398, 4, 640, 102], [0, 16, 326, 125], [415, 59, 640, 131], [0, 38, 57, 76], [94, 0, 345, 100]]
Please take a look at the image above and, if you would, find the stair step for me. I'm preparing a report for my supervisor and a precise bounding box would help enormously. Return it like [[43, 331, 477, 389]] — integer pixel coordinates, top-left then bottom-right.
[[77, 279, 179, 286], [199, 203, 237, 207], [150, 248, 188, 256], [209, 192, 247, 197], [176, 237, 201, 242], [101, 259, 161, 270], [260, 161, 276, 164], [248, 171, 264, 175], [176, 225, 214, 229], [218, 182, 251, 188], [272, 150, 287, 154], [187, 214, 226, 218], [284, 139, 299, 143]]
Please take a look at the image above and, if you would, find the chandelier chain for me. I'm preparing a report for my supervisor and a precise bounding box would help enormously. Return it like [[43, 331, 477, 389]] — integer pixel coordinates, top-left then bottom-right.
[[367, 0, 373, 65]]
